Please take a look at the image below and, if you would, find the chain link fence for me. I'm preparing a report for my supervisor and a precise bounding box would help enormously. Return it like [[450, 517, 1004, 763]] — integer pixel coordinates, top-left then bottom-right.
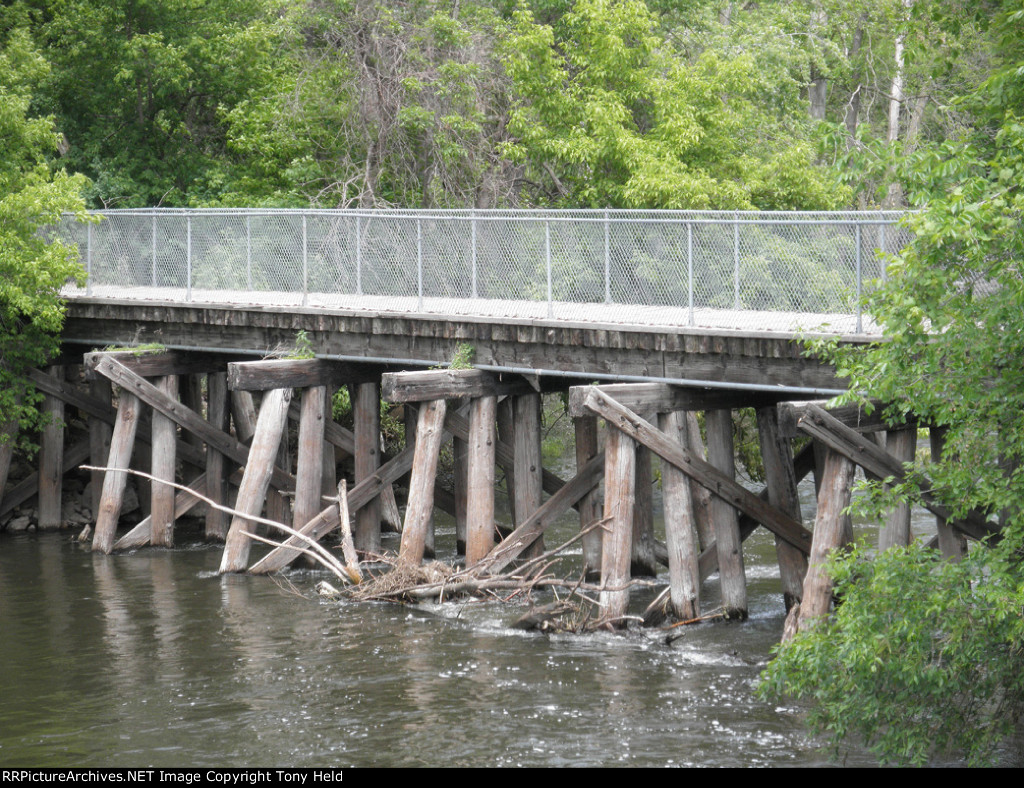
[[58, 209, 911, 335]]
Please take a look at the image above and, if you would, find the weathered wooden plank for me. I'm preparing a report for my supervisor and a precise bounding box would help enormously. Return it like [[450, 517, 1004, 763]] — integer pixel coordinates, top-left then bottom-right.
[[706, 409, 748, 619], [397, 399, 447, 568], [568, 383, 778, 419], [574, 415, 603, 580], [150, 375, 179, 547], [92, 392, 141, 553], [231, 390, 257, 445], [756, 404, 807, 610], [496, 397, 517, 525], [659, 410, 700, 621], [878, 427, 917, 551], [205, 372, 231, 541], [582, 388, 812, 554], [219, 387, 293, 573], [287, 401, 355, 457], [83, 350, 234, 379], [466, 396, 497, 566], [249, 443, 418, 574], [37, 366, 64, 530], [777, 399, 910, 438], [477, 452, 604, 576], [600, 426, 635, 626], [383, 368, 533, 403], [797, 404, 1000, 543], [293, 386, 327, 536], [513, 393, 544, 559], [685, 411, 715, 551], [228, 358, 380, 391], [92, 355, 295, 493], [632, 444, 657, 577], [797, 448, 856, 627], [353, 381, 382, 552]]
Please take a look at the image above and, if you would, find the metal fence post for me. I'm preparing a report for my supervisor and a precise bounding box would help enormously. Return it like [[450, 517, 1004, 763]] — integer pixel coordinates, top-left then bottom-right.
[[417, 219, 423, 311], [687, 222, 694, 327], [355, 216, 362, 296], [471, 211, 478, 299], [151, 213, 157, 287], [246, 215, 252, 291], [86, 221, 93, 296], [546, 220, 553, 318], [733, 212, 740, 311], [604, 210, 611, 304], [302, 213, 309, 307], [879, 221, 887, 282], [855, 222, 863, 333], [186, 213, 192, 302]]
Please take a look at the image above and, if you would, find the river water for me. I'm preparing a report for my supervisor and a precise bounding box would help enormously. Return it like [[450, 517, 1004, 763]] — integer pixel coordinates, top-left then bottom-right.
[[0, 479, 988, 768]]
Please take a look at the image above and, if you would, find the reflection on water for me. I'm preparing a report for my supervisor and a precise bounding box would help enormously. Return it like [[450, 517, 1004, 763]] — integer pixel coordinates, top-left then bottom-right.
[[0, 479, 980, 767]]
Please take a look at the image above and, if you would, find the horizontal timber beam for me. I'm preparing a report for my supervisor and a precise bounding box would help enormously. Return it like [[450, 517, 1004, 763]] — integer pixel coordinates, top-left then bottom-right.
[[382, 368, 535, 403], [567, 382, 781, 418], [228, 358, 387, 391], [83, 350, 240, 379], [778, 399, 915, 438]]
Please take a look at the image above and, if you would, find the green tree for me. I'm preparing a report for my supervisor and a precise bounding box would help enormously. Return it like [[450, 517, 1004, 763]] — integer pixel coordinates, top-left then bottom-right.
[[503, 0, 849, 209], [760, 0, 1024, 765], [0, 25, 89, 447]]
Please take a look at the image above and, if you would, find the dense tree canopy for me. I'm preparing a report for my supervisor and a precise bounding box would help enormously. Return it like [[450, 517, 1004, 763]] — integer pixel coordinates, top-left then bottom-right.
[[760, 0, 1024, 765]]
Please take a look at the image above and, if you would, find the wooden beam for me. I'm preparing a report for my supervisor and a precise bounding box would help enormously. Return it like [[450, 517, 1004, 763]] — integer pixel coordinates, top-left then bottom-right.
[[92, 392, 142, 553], [205, 372, 231, 541], [574, 416, 603, 580], [513, 393, 544, 558], [150, 375, 178, 547], [466, 396, 497, 566], [797, 404, 1000, 543], [382, 368, 533, 403], [582, 388, 812, 555], [227, 358, 381, 391], [878, 427, 917, 550], [397, 399, 447, 568], [92, 355, 294, 493], [600, 426, 635, 625], [353, 381, 381, 553], [706, 409, 747, 619], [930, 427, 966, 561], [220, 387, 293, 573], [293, 386, 327, 537], [756, 404, 807, 610], [114, 474, 210, 550], [659, 410, 700, 621], [568, 383, 779, 419], [797, 448, 856, 627], [83, 350, 235, 379], [778, 399, 913, 439], [37, 366, 64, 530], [632, 445, 657, 576]]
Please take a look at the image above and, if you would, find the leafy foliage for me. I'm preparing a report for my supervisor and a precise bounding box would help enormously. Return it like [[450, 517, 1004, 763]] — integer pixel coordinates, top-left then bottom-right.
[[762, 0, 1024, 765], [0, 26, 89, 448]]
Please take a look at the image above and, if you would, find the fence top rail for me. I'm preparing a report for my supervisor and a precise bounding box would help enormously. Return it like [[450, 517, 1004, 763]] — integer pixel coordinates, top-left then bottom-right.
[[69, 208, 910, 225]]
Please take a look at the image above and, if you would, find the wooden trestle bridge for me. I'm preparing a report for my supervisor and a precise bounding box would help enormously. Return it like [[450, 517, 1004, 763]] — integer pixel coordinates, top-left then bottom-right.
[[3, 209, 1000, 631]]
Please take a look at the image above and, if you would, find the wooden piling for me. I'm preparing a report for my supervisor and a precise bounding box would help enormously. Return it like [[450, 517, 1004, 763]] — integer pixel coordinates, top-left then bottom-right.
[[354, 381, 382, 553], [631, 444, 658, 576], [293, 386, 327, 535], [205, 372, 231, 541], [705, 409, 747, 619], [219, 387, 292, 573], [93, 392, 141, 553], [38, 366, 64, 530], [600, 425, 635, 626], [658, 410, 700, 620], [797, 447, 856, 628], [88, 377, 113, 521], [513, 393, 544, 558], [685, 411, 715, 551], [756, 405, 807, 610], [878, 427, 917, 550], [466, 396, 497, 566], [150, 375, 179, 547], [930, 427, 966, 561], [574, 415, 602, 580], [397, 399, 447, 568]]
